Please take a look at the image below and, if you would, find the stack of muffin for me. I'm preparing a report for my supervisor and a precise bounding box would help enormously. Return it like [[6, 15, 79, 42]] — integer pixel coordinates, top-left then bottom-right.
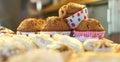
[[17, 2, 105, 42]]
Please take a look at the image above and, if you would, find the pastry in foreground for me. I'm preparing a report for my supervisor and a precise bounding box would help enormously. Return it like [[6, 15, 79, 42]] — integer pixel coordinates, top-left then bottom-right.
[[83, 39, 99, 51], [0, 26, 14, 34], [94, 38, 113, 52], [13, 35, 38, 50], [8, 49, 64, 62], [47, 42, 76, 62], [69, 52, 120, 62], [0, 36, 26, 62], [29, 34, 55, 48], [53, 34, 84, 53], [83, 38, 113, 52], [112, 43, 120, 53], [0, 36, 26, 56]]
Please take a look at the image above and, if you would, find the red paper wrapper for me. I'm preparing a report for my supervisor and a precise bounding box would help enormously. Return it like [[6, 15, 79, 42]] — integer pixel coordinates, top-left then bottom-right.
[[72, 31, 105, 42]]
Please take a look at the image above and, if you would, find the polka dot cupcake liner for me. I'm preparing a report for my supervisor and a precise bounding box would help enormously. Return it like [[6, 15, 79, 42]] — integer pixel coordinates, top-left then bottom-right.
[[72, 31, 105, 42], [66, 8, 88, 29], [17, 31, 71, 37]]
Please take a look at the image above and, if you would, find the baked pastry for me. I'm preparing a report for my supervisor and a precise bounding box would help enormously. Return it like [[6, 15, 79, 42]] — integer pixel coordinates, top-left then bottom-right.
[[94, 38, 113, 52], [47, 42, 74, 52], [0, 36, 26, 62], [8, 49, 64, 62], [75, 18, 104, 31], [69, 52, 120, 62], [59, 2, 86, 18], [29, 34, 55, 48], [0, 37, 26, 56], [83, 38, 113, 52], [0, 26, 14, 34], [53, 34, 84, 53], [43, 16, 70, 31], [47, 42, 76, 62], [13, 35, 38, 50], [111, 43, 120, 53], [17, 18, 46, 32], [83, 39, 99, 51]]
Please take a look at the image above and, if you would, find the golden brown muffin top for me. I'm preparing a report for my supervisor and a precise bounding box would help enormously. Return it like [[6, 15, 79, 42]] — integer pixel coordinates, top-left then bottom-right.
[[59, 2, 86, 18], [17, 18, 46, 32], [43, 16, 70, 31], [75, 18, 104, 31]]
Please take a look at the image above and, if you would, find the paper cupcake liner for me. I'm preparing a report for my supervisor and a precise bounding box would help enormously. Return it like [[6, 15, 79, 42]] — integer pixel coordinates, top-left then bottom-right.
[[17, 31, 71, 37], [17, 31, 40, 36], [72, 31, 105, 42], [66, 8, 88, 29]]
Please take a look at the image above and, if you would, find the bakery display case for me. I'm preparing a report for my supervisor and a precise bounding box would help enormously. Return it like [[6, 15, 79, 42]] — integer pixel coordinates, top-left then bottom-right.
[[0, 0, 120, 62]]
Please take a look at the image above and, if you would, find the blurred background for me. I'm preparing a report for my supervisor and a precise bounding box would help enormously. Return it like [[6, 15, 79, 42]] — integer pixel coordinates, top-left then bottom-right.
[[0, 0, 120, 43]]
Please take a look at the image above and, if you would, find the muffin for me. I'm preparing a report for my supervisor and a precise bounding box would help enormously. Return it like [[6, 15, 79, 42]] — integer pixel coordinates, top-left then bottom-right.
[[59, 2, 86, 18], [72, 18, 105, 42], [61, 3, 88, 29], [75, 18, 104, 31], [40, 16, 71, 37], [17, 18, 46, 36], [43, 16, 70, 31]]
